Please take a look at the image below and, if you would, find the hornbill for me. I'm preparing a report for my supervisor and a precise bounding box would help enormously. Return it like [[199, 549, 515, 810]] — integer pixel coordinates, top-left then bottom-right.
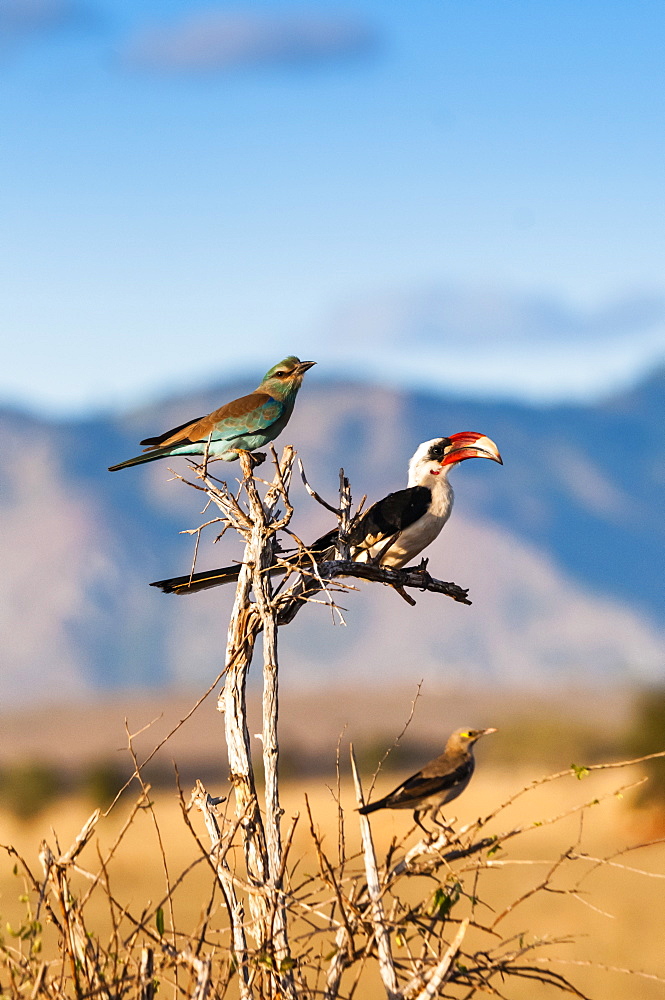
[[150, 432, 502, 595]]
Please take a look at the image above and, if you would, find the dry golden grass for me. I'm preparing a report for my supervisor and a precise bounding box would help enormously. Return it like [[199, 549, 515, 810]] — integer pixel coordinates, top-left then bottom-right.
[[2, 762, 664, 999]]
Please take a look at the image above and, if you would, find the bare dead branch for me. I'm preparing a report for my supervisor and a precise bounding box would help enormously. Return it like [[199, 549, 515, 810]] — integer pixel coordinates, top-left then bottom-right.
[[350, 744, 399, 999], [298, 458, 341, 515], [404, 918, 469, 999]]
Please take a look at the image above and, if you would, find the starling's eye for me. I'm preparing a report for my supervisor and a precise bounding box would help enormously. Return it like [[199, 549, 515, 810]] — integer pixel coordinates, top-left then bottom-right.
[[460, 731, 470, 738]]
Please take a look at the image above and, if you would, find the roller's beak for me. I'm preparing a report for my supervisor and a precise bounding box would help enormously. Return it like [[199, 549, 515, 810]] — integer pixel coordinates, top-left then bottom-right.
[[440, 432, 502, 466], [296, 360, 317, 374]]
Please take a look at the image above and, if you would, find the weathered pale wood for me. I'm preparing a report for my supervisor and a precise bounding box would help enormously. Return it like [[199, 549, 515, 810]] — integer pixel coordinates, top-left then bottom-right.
[[350, 744, 399, 1000], [334, 469, 352, 560], [242, 450, 298, 998], [219, 555, 267, 890], [139, 947, 155, 1000], [407, 919, 469, 1000], [324, 924, 353, 1000], [39, 813, 112, 1000], [190, 780, 253, 999], [213, 458, 270, 969]]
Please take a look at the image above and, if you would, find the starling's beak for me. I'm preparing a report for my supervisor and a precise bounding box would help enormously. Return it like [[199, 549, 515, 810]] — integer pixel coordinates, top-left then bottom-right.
[[296, 360, 317, 374], [479, 727, 498, 737], [440, 432, 502, 467]]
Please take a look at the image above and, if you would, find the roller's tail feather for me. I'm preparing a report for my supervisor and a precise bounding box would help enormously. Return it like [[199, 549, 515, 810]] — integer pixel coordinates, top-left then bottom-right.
[[108, 444, 179, 472]]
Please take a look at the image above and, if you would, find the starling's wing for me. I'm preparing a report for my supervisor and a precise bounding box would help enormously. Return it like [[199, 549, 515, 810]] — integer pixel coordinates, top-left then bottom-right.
[[140, 392, 283, 450], [383, 757, 474, 809], [347, 486, 432, 555]]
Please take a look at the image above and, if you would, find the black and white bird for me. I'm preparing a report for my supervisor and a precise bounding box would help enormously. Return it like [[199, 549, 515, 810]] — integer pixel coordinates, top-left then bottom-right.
[[358, 727, 497, 832], [150, 433, 502, 595]]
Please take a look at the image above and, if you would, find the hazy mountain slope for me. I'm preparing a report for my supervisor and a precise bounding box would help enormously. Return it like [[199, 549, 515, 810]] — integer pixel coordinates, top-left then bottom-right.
[[0, 369, 662, 704]]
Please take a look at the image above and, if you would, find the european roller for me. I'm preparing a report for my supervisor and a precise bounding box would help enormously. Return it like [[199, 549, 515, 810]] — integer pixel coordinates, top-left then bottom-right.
[[108, 356, 315, 471]]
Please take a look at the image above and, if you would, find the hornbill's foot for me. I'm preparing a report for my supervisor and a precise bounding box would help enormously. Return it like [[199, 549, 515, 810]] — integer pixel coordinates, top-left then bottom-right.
[[414, 558, 431, 588], [401, 559, 431, 589]]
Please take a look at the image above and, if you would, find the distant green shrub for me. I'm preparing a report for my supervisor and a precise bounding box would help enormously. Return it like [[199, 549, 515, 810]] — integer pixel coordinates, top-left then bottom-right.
[[625, 687, 665, 805], [0, 760, 61, 819], [81, 759, 127, 807]]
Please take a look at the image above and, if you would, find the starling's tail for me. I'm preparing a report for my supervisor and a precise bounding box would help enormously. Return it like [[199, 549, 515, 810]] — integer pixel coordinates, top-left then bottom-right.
[[150, 565, 242, 594], [358, 798, 387, 816]]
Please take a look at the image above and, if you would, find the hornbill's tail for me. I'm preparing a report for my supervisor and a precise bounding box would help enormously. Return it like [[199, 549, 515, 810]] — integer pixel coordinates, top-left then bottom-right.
[[152, 530, 338, 595], [150, 564, 242, 595]]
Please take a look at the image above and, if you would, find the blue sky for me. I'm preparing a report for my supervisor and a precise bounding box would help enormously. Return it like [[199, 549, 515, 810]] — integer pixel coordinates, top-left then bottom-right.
[[2, 0, 664, 413]]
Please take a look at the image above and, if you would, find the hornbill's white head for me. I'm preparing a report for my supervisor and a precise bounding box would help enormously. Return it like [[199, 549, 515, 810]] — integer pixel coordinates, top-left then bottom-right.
[[408, 434, 503, 487]]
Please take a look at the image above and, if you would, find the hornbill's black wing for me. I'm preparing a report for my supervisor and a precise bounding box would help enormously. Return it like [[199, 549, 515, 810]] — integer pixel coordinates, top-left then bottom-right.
[[347, 485, 432, 555]]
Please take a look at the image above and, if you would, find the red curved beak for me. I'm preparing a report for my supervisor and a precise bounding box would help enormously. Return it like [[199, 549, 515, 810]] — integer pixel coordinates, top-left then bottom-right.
[[441, 432, 503, 466]]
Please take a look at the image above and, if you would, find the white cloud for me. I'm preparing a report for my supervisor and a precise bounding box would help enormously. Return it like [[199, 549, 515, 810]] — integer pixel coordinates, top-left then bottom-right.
[[121, 8, 379, 74], [329, 286, 665, 349], [319, 285, 665, 401]]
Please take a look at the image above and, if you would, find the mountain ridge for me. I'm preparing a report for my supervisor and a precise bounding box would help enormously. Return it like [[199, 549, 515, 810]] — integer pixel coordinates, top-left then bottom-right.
[[1, 367, 662, 705]]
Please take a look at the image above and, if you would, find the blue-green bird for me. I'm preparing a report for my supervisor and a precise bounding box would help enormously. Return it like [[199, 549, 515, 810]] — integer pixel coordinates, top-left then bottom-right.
[[108, 356, 315, 471]]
